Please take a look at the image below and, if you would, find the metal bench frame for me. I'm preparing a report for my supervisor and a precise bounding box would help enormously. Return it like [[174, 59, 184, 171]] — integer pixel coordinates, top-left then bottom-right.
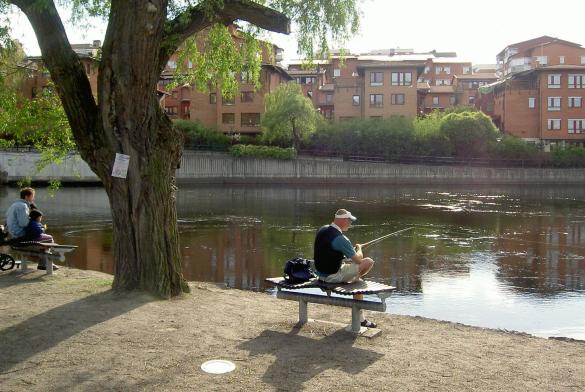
[[266, 278, 394, 334]]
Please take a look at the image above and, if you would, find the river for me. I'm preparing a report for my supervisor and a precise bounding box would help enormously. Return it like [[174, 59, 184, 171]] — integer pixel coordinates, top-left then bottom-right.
[[2, 184, 585, 340]]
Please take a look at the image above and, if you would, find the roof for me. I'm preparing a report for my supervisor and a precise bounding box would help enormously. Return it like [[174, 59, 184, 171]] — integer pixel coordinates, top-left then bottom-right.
[[357, 54, 432, 62], [454, 73, 498, 80], [357, 61, 424, 69], [429, 86, 455, 94], [497, 36, 583, 57], [431, 58, 472, 64]]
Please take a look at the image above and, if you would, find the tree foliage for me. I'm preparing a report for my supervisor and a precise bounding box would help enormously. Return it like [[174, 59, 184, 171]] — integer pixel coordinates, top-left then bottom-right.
[[261, 82, 319, 149], [439, 111, 500, 158]]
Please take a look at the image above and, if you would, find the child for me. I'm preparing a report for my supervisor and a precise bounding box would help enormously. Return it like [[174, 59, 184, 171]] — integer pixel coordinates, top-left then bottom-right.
[[25, 209, 54, 242]]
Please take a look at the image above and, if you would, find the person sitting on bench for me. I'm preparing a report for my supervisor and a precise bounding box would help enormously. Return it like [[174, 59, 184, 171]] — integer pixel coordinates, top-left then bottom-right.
[[25, 209, 54, 243], [5, 187, 36, 242], [313, 208, 377, 328]]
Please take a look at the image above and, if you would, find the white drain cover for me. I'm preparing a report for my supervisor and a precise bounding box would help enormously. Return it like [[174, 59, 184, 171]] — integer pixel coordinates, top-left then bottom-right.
[[201, 360, 236, 374]]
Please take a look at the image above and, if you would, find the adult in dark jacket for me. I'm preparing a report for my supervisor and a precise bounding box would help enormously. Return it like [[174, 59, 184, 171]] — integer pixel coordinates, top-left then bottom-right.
[[313, 208, 377, 327]]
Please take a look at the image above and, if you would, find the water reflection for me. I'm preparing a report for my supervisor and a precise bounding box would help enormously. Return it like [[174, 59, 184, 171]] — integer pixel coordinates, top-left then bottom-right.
[[1, 184, 585, 339]]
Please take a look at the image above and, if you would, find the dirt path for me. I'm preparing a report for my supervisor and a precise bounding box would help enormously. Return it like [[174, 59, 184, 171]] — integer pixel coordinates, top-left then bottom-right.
[[1, 266, 584, 391]]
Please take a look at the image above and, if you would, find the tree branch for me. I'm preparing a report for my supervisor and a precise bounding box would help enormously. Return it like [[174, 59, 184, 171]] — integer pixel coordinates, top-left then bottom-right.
[[160, 0, 290, 68], [10, 0, 100, 167]]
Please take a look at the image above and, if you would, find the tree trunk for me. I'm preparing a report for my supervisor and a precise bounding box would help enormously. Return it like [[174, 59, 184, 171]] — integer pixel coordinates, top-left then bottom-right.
[[291, 118, 300, 151], [94, 1, 188, 297]]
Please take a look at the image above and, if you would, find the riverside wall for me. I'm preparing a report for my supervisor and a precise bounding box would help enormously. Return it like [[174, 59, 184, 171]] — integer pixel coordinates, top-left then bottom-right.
[[1, 150, 584, 185]]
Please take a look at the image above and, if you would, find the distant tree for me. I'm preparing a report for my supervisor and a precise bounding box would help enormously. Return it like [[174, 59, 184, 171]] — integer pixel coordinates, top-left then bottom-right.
[[261, 82, 319, 150], [0, 0, 360, 298]]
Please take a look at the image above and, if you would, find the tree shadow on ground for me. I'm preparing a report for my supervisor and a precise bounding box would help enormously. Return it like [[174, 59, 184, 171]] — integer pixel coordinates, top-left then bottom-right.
[[0, 269, 47, 290], [0, 290, 153, 374], [239, 328, 384, 390]]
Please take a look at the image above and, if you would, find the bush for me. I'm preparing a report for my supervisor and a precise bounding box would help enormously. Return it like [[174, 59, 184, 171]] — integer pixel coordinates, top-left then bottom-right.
[[413, 111, 451, 156], [439, 111, 500, 158], [229, 144, 296, 159], [173, 120, 230, 149], [551, 145, 585, 167], [494, 135, 541, 160]]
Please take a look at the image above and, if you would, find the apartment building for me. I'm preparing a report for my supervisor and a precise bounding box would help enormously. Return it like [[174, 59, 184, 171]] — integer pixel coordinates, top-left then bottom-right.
[[159, 26, 291, 135], [476, 36, 585, 147], [20, 40, 101, 99], [453, 73, 498, 107], [497, 36, 585, 77], [417, 56, 472, 112]]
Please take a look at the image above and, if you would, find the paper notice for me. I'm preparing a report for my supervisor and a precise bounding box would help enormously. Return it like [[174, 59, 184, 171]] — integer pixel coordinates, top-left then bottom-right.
[[112, 153, 130, 178]]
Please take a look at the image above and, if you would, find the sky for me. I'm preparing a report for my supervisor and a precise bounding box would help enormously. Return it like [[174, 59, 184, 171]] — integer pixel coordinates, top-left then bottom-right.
[[6, 0, 585, 65]]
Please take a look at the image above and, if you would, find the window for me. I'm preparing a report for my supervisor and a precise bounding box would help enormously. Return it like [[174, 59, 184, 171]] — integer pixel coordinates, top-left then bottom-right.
[[241, 113, 261, 126], [241, 71, 253, 84], [528, 97, 536, 109], [369, 94, 383, 107], [370, 72, 384, 86], [547, 119, 561, 130], [463, 66, 471, 74], [324, 94, 332, 104], [535, 56, 547, 65], [167, 60, 177, 69], [548, 74, 561, 88], [582, 56, 585, 65], [391, 94, 405, 105], [468, 96, 475, 104], [444, 66, 451, 75], [435, 66, 442, 74], [432, 96, 439, 106], [424, 66, 430, 74], [391, 72, 412, 86], [560, 56, 565, 64], [352, 95, 360, 106], [222, 95, 235, 105], [222, 113, 235, 124], [568, 119, 585, 134], [333, 68, 341, 77], [241, 91, 254, 103], [187, 60, 193, 69], [569, 97, 582, 108], [296, 76, 316, 85], [165, 106, 178, 115], [547, 97, 561, 111], [568, 74, 585, 88], [209, 93, 217, 104]]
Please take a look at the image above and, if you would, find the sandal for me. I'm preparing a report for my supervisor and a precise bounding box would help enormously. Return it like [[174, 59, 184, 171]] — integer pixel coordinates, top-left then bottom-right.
[[360, 319, 377, 328]]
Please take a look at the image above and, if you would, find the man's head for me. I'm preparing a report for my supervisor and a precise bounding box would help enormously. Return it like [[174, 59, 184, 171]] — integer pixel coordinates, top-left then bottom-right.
[[333, 208, 357, 231], [20, 187, 35, 203]]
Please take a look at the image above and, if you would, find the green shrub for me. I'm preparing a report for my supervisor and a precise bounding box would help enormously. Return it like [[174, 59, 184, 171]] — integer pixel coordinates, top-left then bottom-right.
[[229, 144, 296, 159], [494, 135, 540, 160], [551, 145, 585, 167], [439, 111, 500, 158], [173, 120, 230, 148], [413, 111, 452, 156]]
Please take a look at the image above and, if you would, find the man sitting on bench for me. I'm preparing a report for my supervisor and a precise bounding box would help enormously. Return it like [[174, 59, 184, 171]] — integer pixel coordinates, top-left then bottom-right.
[[313, 208, 377, 328], [5, 187, 36, 242]]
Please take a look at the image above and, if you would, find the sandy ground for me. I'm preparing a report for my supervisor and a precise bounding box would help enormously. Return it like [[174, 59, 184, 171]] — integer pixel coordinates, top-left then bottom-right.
[[1, 266, 585, 392]]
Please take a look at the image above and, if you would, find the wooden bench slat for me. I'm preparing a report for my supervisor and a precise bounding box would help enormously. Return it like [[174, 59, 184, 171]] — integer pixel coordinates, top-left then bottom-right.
[[265, 277, 395, 296]]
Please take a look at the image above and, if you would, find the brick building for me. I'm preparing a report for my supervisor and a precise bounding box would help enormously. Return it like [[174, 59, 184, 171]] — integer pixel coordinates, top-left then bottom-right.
[[479, 36, 585, 148]]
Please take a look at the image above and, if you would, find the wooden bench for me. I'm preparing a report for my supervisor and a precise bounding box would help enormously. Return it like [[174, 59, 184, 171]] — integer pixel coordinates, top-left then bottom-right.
[[265, 277, 395, 335], [8, 242, 78, 274]]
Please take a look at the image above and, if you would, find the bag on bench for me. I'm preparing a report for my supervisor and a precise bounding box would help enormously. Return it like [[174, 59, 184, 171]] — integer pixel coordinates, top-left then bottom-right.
[[283, 258, 315, 284]]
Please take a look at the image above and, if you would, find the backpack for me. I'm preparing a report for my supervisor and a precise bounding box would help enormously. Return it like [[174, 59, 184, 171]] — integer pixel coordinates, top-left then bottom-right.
[[283, 258, 315, 284]]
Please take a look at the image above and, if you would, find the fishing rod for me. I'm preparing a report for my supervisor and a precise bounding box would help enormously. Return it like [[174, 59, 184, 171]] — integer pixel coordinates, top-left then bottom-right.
[[360, 227, 414, 249]]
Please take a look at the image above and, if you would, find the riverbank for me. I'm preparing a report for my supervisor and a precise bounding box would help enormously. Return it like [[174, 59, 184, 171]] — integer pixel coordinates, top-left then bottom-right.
[[1, 267, 584, 391], [3, 151, 585, 185]]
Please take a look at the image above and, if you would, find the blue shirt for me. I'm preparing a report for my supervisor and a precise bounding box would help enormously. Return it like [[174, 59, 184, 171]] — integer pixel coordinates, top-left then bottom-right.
[[330, 224, 356, 259], [5, 199, 31, 238]]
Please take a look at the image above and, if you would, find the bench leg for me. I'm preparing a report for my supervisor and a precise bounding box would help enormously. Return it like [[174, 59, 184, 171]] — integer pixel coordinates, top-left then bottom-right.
[[298, 299, 308, 324], [351, 306, 363, 333], [44, 254, 52, 275]]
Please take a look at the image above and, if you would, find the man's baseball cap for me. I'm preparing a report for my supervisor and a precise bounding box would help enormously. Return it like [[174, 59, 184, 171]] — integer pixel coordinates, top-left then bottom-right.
[[335, 209, 357, 221]]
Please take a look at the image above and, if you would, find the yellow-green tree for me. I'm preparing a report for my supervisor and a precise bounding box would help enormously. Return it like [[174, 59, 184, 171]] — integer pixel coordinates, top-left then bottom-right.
[[262, 82, 319, 150]]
